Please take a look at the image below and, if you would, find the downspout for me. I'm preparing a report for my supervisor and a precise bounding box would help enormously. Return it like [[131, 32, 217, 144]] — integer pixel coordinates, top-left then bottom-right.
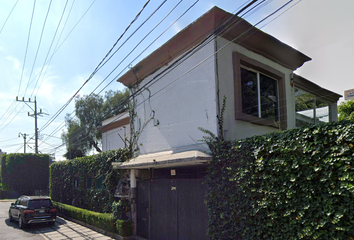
[[214, 36, 221, 138]]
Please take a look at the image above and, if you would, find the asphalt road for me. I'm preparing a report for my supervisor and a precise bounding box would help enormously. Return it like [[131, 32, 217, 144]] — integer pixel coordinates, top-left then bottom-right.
[[0, 200, 113, 240]]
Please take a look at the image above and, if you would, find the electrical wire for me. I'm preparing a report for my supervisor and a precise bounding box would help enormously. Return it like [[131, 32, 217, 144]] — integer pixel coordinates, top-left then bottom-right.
[[17, 0, 36, 96], [30, 0, 70, 98], [39, 0, 191, 145], [24, 0, 53, 97], [0, 0, 19, 37], [39, 0, 152, 133]]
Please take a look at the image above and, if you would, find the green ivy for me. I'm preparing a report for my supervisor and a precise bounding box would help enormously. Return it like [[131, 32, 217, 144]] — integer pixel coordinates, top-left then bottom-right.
[[205, 121, 354, 240], [0, 153, 49, 198], [50, 149, 131, 213]]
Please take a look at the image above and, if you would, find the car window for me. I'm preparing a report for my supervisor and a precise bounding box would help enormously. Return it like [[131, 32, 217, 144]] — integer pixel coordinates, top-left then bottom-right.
[[28, 199, 52, 209], [20, 199, 28, 206]]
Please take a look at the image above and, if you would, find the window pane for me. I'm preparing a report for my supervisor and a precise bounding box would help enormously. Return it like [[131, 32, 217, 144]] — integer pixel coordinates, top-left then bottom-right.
[[260, 74, 278, 121], [295, 88, 329, 127], [241, 68, 258, 117]]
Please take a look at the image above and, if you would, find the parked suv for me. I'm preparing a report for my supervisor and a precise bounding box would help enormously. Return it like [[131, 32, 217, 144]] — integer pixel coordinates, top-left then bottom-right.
[[8, 195, 57, 228]]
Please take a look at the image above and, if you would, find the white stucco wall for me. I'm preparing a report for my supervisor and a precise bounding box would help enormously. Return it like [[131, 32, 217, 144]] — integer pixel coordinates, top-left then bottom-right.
[[102, 125, 130, 151], [132, 40, 218, 155], [216, 36, 296, 141]]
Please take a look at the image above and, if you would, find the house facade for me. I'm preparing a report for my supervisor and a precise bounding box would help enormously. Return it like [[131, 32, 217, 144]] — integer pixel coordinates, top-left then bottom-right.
[[100, 6, 341, 240]]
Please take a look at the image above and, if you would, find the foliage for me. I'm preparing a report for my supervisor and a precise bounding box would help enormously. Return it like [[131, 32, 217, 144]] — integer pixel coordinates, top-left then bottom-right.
[[116, 219, 133, 236], [50, 149, 131, 213], [62, 115, 86, 159], [205, 121, 354, 240], [338, 99, 354, 121], [0, 154, 49, 198], [53, 201, 116, 233], [112, 200, 130, 220], [61, 89, 129, 159]]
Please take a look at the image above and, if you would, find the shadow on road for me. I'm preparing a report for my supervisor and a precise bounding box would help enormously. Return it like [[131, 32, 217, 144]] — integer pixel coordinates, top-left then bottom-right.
[[4, 217, 66, 234]]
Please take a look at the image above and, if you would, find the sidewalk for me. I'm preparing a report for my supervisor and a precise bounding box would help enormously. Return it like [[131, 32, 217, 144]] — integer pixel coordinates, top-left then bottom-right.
[[36, 217, 114, 240]]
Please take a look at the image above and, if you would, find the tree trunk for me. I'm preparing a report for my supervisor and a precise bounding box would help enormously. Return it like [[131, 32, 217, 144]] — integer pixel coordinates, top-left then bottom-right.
[[91, 140, 102, 152]]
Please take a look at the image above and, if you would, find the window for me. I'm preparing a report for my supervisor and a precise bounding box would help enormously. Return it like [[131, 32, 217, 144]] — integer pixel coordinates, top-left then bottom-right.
[[241, 67, 279, 121], [95, 176, 103, 190], [73, 177, 79, 188], [233, 52, 286, 129], [87, 177, 92, 189], [295, 88, 329, 127]]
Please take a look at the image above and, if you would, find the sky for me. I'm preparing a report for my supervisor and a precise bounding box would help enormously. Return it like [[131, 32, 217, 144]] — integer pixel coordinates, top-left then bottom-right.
[[0, 0, 352, 160]]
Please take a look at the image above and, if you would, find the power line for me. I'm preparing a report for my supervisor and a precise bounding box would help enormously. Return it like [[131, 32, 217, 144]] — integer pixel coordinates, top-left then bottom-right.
[[17, 0, 36, 96], [39, 0, 152, 133], [42, 0, 314, 157], [24, 0, 53, 97], [0, 0, 19, 37], [30, 0, 70, 98], [39, 0, 191, 146]]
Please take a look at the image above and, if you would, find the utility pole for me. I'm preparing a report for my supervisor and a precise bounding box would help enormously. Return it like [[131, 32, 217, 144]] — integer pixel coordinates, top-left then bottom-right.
[[16, 96, 47, 153], [18, 132, 27, 153]]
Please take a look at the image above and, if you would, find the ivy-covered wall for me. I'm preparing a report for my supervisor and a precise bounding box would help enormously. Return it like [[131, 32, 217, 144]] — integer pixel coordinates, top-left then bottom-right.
[[50, 149, 131, 213], [206, 121, 354, 239], [1, 153, 49, 198]]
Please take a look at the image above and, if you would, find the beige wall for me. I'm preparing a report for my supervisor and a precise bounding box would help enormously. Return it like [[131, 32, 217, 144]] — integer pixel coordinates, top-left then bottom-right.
[[216, 36, 296, 141]]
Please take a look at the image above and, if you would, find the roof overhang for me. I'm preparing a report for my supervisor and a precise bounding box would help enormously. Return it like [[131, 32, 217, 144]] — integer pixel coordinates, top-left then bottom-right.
[[117, 6, 311, 87], [293, 74, 342, 103], [112, 150, 212, 169], [98, 113, 130, 133]]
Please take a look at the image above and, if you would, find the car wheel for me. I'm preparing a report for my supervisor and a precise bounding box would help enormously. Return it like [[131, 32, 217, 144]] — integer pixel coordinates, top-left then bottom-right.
[[48, 221, 55, 226], [19, 215, 26, 229], [8, 211, 13, 222]]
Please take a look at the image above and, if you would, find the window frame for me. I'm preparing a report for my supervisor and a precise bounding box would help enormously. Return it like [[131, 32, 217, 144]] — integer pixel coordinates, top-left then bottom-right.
[[233, 52, 287, 129]]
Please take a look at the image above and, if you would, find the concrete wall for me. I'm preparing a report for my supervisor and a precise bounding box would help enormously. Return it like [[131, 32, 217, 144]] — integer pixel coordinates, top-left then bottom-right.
[[102, 124, 129, 152], [132, 40, 218, 155], [216, 36, 296, 141]]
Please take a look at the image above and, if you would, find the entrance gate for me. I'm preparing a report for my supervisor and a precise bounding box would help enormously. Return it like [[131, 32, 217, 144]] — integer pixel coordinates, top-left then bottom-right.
[[137, 179, 209, 240]]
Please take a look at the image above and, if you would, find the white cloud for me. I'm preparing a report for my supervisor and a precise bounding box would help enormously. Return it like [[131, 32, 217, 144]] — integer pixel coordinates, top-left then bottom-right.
[[6, 56, 21, 71]]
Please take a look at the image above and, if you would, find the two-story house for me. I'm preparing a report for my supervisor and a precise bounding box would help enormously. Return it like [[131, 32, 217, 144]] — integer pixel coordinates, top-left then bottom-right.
[[99, 6, 341, 240]]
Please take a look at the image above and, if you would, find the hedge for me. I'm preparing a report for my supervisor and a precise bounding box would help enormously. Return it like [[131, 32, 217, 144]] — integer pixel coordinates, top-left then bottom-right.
[[0, 153, 49, 198], [50, 149, 131, 213], [206, 121, 354, 240], [53, 201, 116, 233]]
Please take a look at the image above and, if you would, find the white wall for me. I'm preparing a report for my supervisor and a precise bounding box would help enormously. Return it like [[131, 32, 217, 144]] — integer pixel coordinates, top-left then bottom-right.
[[216, 36, 296, 141], [132, 40, 218, 155], [102, 124, 130, 152]]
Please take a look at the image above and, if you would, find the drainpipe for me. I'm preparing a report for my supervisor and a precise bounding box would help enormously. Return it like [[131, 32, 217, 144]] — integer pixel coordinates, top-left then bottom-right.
[[130, 169, 137, 235]]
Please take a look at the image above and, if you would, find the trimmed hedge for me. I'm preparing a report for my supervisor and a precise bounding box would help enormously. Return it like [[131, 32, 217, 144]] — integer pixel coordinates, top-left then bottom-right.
[[53, 201, 116, 233], [50, 149, 131, 213], [116, 219, 133, 236], [206, 121, 354, 239], [54, 201, 133, 235], [0, 153, 49, 198]]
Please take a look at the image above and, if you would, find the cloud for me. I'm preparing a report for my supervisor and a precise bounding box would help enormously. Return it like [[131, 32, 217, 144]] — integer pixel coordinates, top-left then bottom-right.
[[172, 21, 182, 34], [6, 56, 21, 71]]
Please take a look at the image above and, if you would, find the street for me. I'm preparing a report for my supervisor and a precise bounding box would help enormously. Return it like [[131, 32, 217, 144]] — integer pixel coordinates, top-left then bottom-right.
[[0, 201, 114, 239]]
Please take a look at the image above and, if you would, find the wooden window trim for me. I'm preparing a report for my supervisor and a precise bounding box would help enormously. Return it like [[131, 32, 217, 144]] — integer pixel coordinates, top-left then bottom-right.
[[233, 52, 287, 129]]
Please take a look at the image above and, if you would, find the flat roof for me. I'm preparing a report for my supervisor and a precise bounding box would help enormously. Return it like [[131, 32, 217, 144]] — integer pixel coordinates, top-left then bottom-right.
[[112, 150, 212, 169]]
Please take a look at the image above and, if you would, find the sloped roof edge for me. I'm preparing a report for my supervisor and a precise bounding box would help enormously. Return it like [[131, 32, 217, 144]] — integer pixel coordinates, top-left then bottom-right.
[[117, 6, 311, 87], [293, 74, 342, 103]]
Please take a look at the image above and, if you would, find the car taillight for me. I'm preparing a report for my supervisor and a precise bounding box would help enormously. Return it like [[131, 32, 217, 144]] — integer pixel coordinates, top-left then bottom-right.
[[23, 210, 34, 214], [49, 209, 56, 213]]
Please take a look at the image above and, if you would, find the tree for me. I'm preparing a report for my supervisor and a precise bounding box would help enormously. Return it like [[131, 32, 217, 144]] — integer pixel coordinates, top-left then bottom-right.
[[338, 99, 354, 121], [62, 89, 129, 159]]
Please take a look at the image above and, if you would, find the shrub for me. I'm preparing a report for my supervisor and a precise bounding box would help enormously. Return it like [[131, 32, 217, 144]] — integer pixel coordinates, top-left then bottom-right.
[[116, 219, 133, 236], [50, 149, 131, 213], [53, 201, 116, 233], [0, 154, 49, 198], [206, 121, 354, 239]]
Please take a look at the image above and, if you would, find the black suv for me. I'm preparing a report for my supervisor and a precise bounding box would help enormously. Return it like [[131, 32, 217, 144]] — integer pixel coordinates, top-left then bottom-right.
[[8, 195, 57, 228]]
